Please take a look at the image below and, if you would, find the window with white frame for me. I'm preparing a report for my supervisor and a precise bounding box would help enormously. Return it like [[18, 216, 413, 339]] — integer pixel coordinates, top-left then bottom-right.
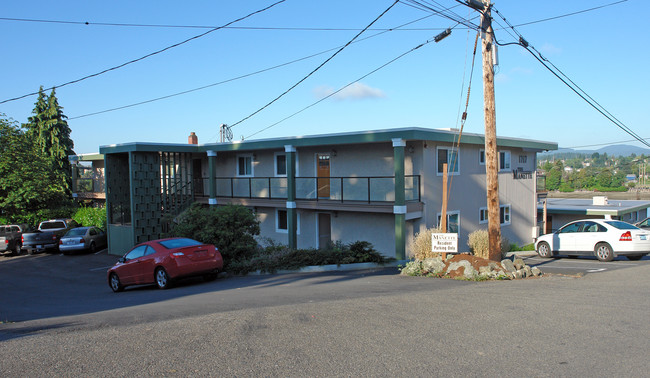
[[437, 147, 459, 175], [437, 211, 460, 234], [237, 155, 253, 177], [276, 209, 300, 234], [479, 204, 511, 225], [499, 151, 511, 171], [274, 152, 299, 177], [275, 153, 287, 176], [479, 149, 485, 165]]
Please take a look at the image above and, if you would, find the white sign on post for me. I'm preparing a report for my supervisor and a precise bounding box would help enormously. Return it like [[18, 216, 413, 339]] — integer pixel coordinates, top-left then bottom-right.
[[431, 233, 458, 253]]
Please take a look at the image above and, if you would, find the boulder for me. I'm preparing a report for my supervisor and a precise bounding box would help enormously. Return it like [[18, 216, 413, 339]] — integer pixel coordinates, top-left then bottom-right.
[[501, 259, 516, 273], [446, 260, 478, 279], [531, 267, 543, 277], [513, 258, 525, 270], [422, 257, 445, 274], [524, 266, 533, 277]]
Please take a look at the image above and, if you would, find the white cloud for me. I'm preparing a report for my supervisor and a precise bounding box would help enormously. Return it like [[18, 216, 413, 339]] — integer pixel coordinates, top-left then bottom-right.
[[539, 43, 561, 56], [313, 82, 386, 100]]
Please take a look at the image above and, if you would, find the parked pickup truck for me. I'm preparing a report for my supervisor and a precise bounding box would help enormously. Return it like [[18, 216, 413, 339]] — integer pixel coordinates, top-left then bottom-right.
[[0, 224, 27, 255], [21, 219, 76, 255]]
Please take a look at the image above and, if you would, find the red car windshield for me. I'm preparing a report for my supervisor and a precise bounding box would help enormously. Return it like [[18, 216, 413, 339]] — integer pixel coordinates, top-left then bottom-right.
[[158, 238, 203, 249]]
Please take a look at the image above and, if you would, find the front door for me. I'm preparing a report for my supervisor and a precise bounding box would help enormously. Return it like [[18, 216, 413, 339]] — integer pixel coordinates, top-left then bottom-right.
[[317, 154, 330, 199], [318, 213, 331, 249]]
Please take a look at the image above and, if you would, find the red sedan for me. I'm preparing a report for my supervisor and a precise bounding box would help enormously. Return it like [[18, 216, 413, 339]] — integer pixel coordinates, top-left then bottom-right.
[[107, 238, 223, 292]]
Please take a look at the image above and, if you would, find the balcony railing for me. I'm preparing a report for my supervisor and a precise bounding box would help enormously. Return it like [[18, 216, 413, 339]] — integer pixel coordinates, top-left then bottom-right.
[[73, 178, 105, 195], [197, 176, 421, 203]]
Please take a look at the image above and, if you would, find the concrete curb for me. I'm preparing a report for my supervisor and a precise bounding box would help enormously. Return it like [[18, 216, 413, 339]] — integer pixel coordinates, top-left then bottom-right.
[[239, 252, 538, 277], [245, 260, 408, 276]]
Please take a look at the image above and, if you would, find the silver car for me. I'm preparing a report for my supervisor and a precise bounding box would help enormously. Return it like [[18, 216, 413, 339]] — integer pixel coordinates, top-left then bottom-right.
[[59, 227, 107, 254]]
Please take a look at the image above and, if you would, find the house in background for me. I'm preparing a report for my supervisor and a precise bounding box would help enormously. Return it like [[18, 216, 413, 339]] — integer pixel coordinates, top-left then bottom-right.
[[69, 153, 105, 206], [98, 127, 557, 257], [538, 196, 650, 234]]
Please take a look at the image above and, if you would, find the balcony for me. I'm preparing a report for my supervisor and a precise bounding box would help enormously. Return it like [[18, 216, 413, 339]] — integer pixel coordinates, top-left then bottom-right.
[[73, 177, 106, 200], [195, 175, 423, 216]]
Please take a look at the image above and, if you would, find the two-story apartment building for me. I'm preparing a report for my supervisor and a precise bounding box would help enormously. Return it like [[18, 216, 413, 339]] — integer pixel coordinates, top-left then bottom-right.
[[98, 127, 556, 258]]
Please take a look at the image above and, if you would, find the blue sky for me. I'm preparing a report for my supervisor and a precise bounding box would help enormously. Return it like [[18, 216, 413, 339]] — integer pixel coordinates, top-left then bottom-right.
[[1, 0, 648, 154]]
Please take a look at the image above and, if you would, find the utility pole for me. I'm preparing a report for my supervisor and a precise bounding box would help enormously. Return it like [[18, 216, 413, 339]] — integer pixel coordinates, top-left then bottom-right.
[[481, 0, 502, 261]]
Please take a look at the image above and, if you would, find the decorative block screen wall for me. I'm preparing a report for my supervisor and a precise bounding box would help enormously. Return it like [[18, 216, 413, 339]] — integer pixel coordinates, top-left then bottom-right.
[[131, 152, 163, 244]]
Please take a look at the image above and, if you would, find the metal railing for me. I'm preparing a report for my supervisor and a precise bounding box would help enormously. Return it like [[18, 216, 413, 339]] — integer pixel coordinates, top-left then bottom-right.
[[195, 175, 421, 203], [73, 178, 105, 193]]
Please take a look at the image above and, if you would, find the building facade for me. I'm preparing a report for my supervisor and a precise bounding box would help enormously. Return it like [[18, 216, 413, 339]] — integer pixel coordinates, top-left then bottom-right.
[[99, 128, 556, 257]]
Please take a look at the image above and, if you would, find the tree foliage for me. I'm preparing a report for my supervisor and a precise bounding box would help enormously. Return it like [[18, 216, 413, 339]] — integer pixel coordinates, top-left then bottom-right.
[[0, 113, 73, 225], [24, 87, 75, 193], [169, 204, 261, 268]]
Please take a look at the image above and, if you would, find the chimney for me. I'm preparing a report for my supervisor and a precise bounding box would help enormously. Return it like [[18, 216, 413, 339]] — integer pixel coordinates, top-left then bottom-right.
[[188, 132, 198, 145]]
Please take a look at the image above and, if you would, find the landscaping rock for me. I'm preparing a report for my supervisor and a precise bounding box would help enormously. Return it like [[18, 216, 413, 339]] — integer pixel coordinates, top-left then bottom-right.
[[446, 260, 478, 279], [422, 257, 445, 274], [531, 267, 543, 277], [501, 259, 516, 273], [513, 258, 525, 270], [524, 266, 533, 277]]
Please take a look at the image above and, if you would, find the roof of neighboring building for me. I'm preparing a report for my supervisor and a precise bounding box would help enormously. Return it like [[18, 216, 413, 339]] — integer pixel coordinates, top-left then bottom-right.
[[99, 127, 558, 155], [539, 197, 650, 216]]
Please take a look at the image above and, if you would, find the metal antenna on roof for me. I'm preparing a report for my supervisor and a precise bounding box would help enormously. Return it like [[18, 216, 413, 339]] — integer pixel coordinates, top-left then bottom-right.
[[219, 123, 233, 143]]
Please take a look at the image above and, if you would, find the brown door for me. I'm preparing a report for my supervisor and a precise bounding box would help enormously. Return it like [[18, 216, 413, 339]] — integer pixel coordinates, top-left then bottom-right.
[[317, 154, 330, 199], [318, 213, 331, 249]]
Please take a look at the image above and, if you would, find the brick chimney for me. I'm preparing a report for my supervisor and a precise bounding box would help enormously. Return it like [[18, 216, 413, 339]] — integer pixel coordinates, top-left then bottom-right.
[[188, 132, 198, 145]]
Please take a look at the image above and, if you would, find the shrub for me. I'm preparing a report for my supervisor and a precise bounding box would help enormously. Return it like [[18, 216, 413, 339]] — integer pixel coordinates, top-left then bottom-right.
[[408, 226, 443, 260], [72, 206, 107, 229], [467, 229, 510, 259], [170, 203, 260, 269], [228, 240, 390, 275]]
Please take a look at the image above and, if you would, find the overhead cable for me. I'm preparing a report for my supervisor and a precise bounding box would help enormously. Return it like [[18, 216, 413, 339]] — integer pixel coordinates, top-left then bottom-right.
[[244, 32, 446, 140], [0, 0, 286, 104], [227, 0, 400, 131], [70, 13, 436, 121]]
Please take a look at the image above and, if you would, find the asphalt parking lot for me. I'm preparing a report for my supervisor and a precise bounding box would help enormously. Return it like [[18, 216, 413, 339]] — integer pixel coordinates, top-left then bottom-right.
[[2, 247, 650, 376], [519, 252, 649, 276]]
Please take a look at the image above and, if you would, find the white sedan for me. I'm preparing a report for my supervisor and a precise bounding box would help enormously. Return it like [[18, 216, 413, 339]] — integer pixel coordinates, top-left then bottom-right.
[[535, 219, 650, 261]]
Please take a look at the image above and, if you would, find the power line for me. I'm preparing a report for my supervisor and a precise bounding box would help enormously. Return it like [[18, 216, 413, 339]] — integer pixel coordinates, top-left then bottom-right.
[[504, 0, 628, 29], [70, 13, 437, 121], [0, 0, 286, 105], [556, 138, 650, 151], [0, 16, 448, 31], [491, 6, 650, 149], [227, 0, 400, 132], [401, 0, 479, 31], [2, 0, 627, 31], [244, 33, 445, 140]]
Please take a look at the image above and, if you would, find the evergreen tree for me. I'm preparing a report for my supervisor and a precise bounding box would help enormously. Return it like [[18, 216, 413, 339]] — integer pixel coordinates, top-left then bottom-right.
[[24, 87, 75, 192]]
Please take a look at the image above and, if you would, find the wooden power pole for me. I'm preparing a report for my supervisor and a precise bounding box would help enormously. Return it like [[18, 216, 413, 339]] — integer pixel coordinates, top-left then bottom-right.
[[481, 0, 502, 261]]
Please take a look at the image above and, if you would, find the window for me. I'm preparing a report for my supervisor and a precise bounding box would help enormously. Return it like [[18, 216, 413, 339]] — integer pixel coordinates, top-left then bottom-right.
[[237, 155, 253, 177], [479, 204, 511, 225], [518, 155, 527, 164], [275, 153, 287, 176], [437, 211, 460, 233], [276, 209, 300, 234], [124, 245, 149, 261], [437, 147, 459, 175], [479, 149, 485, 165], [499, 151, 511, 171]]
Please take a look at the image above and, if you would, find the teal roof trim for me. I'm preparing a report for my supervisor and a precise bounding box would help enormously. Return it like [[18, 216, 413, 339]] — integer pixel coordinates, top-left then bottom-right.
[[100, 127, 558, 155]]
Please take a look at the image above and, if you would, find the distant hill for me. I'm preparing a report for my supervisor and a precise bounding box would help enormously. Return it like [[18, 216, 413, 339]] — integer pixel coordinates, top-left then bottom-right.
[[540, 144, 650, 158]]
